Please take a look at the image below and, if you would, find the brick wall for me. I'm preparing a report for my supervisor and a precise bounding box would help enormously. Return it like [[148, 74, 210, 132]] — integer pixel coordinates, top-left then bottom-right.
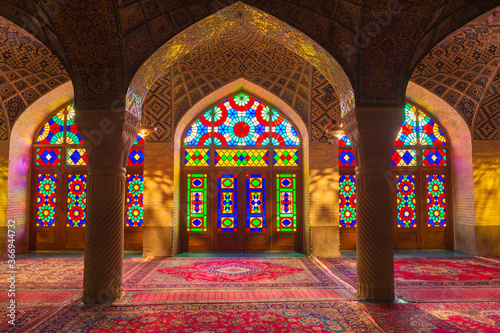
[[0, 141, 9, 256]]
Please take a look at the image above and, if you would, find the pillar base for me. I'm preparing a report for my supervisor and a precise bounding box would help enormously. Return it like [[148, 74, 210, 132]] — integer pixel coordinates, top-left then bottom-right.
[[82, 286, 123, 304], [357, 284, 395, 302]]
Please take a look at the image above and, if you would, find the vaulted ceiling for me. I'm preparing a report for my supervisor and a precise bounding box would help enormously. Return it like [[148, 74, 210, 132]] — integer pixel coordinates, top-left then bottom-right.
[[0, 1, 499, 141]]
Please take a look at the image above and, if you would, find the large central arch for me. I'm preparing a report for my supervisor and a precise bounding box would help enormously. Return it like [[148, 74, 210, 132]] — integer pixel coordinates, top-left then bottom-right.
[[126, 1, 354, 119], [163, 78, 311, 255]]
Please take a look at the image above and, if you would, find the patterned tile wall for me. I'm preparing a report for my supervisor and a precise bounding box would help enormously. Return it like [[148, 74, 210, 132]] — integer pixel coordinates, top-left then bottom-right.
[[311, 68, 341, 143], [474, 71, 500, 140], [0, 17, 70, 140]]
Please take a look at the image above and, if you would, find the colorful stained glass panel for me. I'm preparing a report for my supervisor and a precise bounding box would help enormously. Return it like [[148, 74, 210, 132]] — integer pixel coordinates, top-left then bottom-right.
[[213, 93, 270, 146], [274, 149, 299, 167], [127, 149, 145, 166], [276, 174, 296, 232], [67, 174, 86, 227], [338, 135, 351, 146], [184, 110, 212, 145], [339, 175, 356, 227], [427, 175, 447, 227], [66, 149, 88, 166], [185, 149, 209, 166], [36, 148, 61, 166], [395, 104, 418, 146], [218, 175, 237, 232], [36, 174, 57, 227], [134, 135, 145, 145], [418, 110, 446, 145], [247, 175, 266, 231], [36, 111, 65, 144], [65, 105, 82, 144], [187, 174, 207, 232], [396, 175, 416, 227], [126, 174, 144, 227], [214, 150, 269, 167], [423, 150, 447, 166], [339, 149, 355, 167], [391, 150, 417, 167], [271, 110, 300, 146]]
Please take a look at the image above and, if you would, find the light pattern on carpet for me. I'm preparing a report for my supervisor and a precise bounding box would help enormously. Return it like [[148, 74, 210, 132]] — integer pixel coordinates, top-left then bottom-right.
[[321, 257, 500, 302]]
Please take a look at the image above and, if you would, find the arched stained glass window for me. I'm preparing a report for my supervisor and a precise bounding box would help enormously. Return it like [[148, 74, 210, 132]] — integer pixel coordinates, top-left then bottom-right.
[[32, 103, 145, 250], [338, 102, 451, 250], [184, 93, 299, 147]]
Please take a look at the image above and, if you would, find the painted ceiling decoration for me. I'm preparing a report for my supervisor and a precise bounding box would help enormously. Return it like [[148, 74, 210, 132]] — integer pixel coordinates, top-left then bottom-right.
[[0, 16, 70, 140], [142, 30, 340, 144], [0, 0, 498, 142], [411, 9, 500, 140]]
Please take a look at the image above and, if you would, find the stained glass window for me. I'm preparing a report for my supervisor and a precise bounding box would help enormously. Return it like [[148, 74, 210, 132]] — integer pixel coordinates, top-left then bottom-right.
[[134, 135, 145, 145], [187, 174, 207, 232], [271, 110, 300, 146], [214, 150, 269, 167], [127, 149, 145, 166], [274, 149, 299, 167], [126, 174, 144, 227], [67, 149, 88, 166], [276, 174, 296, 232], [65, 105, 82, 144], [185, 149, 210, 167], [339, 103, 450, 234], [67, 175, 86, 227], [247, 175, 266, 231], [339, 149, 356, 167], [427, 175, 447, 227], [36, 111, 65, 144], [391, 150, 417, 167], [213, 94, 270, 146], [218, 175, 237, 232], [423, 150, 447, 167], [338, 135, 351, 146], [36, 174, 57, 227], [339, 175, 356, 227], [183, 93, 300, 147], [184, 110, 212, 146], [418, 110, 446, 145], [36, 149, 61, 166], [395, 104, 418, 146], [396, 175, 416, 227]]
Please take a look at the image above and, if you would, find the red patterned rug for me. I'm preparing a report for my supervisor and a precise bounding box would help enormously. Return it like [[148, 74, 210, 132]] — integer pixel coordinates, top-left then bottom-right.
[[118, 257, 356, 304], [4, 301, 500, 332], [321, 257, 500, 302]]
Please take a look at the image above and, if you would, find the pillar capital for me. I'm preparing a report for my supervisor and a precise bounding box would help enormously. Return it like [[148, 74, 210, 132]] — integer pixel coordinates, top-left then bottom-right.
[[75, 109, 140, 169], [342, 107, 404, 174]]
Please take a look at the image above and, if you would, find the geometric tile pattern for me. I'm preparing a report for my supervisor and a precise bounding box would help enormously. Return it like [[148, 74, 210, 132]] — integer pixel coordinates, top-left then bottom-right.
[[142, 72, 172, 142], [391, 150, 417, 167], [185, 149, 210, 167], [273, 149, 299, 167], [311, 68, 341, 143], [0, 17, 70, 138], [66, 149, 88, 166], [474, 74, 500, 140], [422, 150, 447, 167]]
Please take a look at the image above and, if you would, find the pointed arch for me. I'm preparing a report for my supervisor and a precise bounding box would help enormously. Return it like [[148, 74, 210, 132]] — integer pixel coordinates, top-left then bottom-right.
[[126, 2, 354, 119]]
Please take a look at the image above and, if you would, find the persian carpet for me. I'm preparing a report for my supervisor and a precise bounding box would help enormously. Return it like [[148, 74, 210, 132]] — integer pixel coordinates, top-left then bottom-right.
[[321, 257, 500, 302], [0, 258, 144, 308], [5, 301, 500, 332], [118, 257, 356, 304]]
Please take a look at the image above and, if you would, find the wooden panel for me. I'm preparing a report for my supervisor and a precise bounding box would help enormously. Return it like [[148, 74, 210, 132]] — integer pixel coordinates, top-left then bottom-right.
[[245, 234, 266, 250], [66, 231, 85, 242], [424, 229, 446, 249], [36, 231, 56, 250], [188, 234, 210, 250], [275, 233, 295, 251], [216, 233, 239, 250], [340, 228, 356, 250], [125, 230, 143, 251], [396, 231, 418, 249]]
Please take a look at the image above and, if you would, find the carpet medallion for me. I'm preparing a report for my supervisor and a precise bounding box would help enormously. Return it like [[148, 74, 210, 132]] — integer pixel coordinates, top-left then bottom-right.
[[321, 257, 500, 302]]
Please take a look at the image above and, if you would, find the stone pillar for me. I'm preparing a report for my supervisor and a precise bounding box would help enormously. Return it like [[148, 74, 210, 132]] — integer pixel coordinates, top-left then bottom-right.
[[75, 110, 139, 304], [342, 107, 403, 302]]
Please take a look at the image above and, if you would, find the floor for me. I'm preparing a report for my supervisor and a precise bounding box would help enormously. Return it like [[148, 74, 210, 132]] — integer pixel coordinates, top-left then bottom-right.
[[3, 251, 499, 332]]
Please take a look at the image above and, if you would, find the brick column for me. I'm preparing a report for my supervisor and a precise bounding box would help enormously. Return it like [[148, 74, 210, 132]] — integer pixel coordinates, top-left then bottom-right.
[[342, 107, 403, 302], [75, 110, 139, 304]]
